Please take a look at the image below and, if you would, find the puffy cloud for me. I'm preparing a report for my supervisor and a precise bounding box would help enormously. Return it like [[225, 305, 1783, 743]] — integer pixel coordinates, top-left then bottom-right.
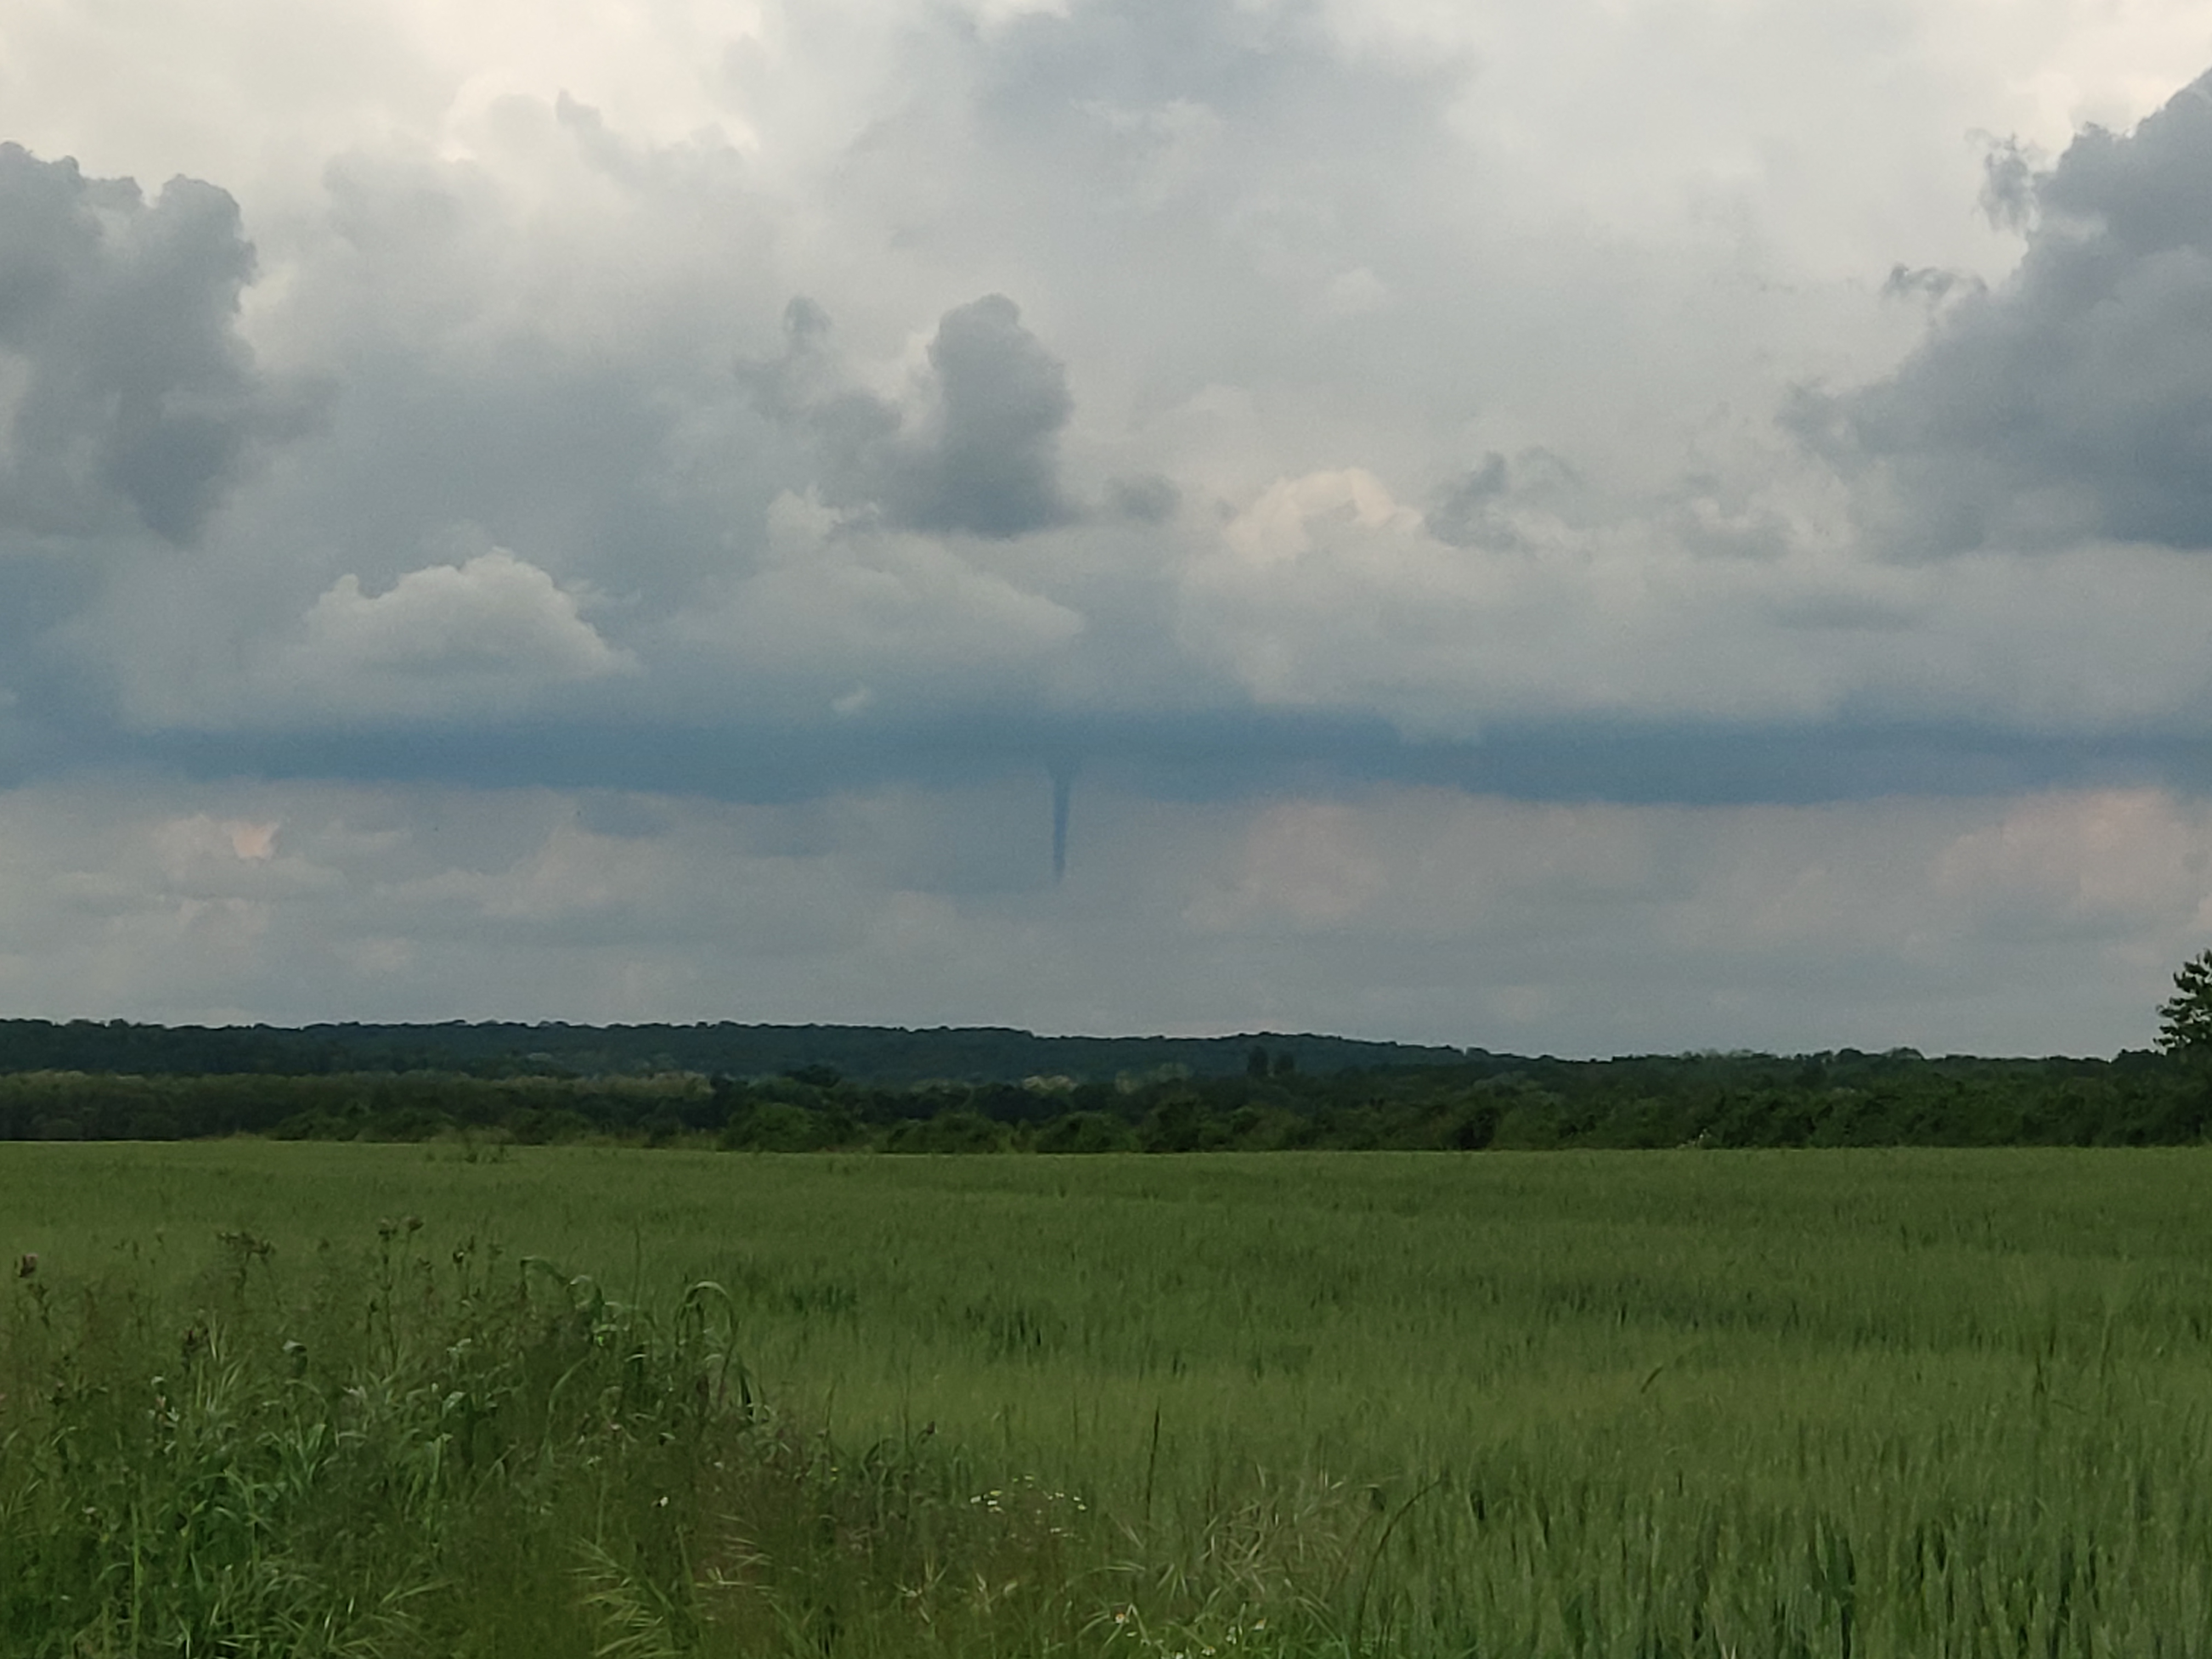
[[668, 489, 1083, 716], [271, 549, 631, 719], [909, 295, 1075, 536], [10, 29, 2207, 791], [17, 9, 2183, 786], [0, 143, 298, 545], [1179, 463, 2212, 740], [1807, 71, 2212, 554], [2, 0, 2211, 1046], [747, 294, 1076, 538]]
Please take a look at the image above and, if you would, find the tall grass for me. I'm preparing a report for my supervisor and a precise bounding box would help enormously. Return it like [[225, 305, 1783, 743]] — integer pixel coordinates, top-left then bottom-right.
[[4, 1145, 2212, 1654]]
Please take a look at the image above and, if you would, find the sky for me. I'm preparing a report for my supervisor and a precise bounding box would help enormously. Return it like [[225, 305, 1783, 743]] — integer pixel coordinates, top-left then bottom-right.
[[2, 0, 2210, 1054]]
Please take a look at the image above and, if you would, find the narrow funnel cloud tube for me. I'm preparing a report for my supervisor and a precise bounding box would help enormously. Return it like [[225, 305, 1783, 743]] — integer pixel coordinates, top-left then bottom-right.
[[1050, 762, 1075, 883]]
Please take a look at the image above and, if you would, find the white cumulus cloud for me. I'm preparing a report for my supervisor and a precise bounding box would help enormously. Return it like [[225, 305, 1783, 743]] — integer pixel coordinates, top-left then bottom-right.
[[274, 548, 631, 718]]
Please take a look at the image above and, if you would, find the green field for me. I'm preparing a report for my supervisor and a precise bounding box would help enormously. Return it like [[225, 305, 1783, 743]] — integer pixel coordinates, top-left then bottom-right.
[[3, 1143, 2210, 1656]]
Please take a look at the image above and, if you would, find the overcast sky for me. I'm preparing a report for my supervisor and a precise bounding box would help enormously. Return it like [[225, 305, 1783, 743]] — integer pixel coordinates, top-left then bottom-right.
[[2, 0, 2210, 1053]]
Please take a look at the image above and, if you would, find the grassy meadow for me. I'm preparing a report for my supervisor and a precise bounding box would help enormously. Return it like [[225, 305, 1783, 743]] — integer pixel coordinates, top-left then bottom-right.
[[3, 1142, 2210, 1655]]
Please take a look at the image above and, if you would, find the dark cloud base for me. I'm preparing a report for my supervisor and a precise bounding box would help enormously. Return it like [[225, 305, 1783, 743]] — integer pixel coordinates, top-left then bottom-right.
[[115, 712, 2212, 810]]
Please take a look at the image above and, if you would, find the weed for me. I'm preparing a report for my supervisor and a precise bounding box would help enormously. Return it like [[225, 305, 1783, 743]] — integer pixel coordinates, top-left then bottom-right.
[[5, 1146, 2212, 1654]]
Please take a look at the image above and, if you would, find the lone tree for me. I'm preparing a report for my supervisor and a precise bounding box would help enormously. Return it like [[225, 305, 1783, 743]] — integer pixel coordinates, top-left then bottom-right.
[[2158, 949, 2212, 1054]]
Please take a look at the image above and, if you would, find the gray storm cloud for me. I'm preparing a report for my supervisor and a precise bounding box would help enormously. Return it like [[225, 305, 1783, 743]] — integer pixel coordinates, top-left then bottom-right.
[[0, 0, 2210, 1051], [1803, 71, 2212, 555], [747, 293, 1075, 539], [7, 28, 2212, 802], [0, 144, 296, 545]]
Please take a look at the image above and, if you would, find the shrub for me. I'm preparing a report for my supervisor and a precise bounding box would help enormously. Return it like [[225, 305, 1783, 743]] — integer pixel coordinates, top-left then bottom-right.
[[1034, 1110, 1137, 1154]]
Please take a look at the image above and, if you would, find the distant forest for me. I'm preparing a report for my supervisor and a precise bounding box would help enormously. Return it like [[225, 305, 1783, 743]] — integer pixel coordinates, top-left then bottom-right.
[[0, 1019, 2202, 1150], [0, 1018, 1456, 1085]]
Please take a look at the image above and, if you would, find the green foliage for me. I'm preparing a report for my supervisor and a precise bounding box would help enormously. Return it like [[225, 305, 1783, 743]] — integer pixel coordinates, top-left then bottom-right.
[[881, 1109, 1009, 1154], [2160, 948, 2212, 1056], [0, 1229, 764, 1655], [0, 1219, 1127, 1657], [3, 1045, 2207, 1153], [1032, 1110, 1138, 1153], [0, 1020, 1455, 1087], [13, 1146, 2212, 1652]]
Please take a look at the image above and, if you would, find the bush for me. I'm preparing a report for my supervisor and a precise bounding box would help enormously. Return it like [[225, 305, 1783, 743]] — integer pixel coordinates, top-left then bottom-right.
[[721, 1102, 831, 1152], [1034, 1110, 1137, 1154], [883, 1110, 1008, 1154]]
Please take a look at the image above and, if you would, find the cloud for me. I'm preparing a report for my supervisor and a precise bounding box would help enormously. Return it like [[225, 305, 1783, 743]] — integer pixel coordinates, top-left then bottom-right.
[[4, 0, 2212, 1049], [748, 293, 1076, 539], [17, 33, 2212, 802], [1179, 462, 2212, 743], [0, 770, 2203, 1054], [667, 489, 1084, 716], [0, 143, 297, 544], [1805, 71, 2212, 554], [270, 548, 631, 719], [909, 294, 1076, 535]]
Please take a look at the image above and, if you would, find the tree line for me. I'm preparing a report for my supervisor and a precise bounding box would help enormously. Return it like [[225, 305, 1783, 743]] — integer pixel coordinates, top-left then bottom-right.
[[0, 1018, 1454, 1085], [5, 950, 2209, 1150], [0, 1045, 2204, 1150]]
